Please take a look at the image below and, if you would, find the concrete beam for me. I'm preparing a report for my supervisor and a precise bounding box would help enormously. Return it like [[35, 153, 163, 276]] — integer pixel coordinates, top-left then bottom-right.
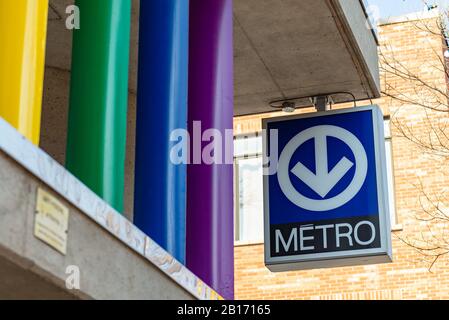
[[0, 118, 220, 300], [0, 150, 195, 299]]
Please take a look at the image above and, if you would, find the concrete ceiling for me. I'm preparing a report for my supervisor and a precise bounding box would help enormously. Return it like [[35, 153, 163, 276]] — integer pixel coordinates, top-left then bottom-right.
[[46, 0, 380, 116], [234, 0, 380, 115]]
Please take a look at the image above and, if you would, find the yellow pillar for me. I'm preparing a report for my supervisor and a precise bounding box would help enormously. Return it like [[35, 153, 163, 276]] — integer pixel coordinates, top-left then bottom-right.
[[0, 0, 49, 145]]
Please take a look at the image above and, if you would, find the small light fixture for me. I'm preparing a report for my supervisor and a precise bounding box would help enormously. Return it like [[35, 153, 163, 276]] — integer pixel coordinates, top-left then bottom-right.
[[282, 101, 296, 113]]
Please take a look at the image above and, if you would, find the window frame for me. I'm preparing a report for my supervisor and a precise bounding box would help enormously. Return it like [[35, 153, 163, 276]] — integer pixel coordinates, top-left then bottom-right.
[[383, 116, 401, 230], [234, 133, 265, 246]]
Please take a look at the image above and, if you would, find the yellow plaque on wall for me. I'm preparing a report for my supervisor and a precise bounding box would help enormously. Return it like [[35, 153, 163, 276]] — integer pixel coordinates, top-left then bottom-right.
[[34, 188, 69, 255]]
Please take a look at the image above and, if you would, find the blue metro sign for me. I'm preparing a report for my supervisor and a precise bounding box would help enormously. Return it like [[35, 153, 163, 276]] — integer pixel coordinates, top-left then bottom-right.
[[263, 106, 392, 271]]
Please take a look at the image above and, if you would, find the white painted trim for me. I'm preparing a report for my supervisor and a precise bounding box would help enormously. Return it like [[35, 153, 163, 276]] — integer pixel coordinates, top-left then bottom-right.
[[378, 8, 440, 26]]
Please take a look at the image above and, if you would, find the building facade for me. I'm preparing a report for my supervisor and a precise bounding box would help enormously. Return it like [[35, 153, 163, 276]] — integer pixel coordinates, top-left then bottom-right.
[[234, 12, 449, 300], [0, 0, 382, 299]]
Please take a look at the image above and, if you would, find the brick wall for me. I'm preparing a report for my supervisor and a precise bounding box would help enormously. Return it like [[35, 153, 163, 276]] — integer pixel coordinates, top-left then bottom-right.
[[233, 14, 449, 300]]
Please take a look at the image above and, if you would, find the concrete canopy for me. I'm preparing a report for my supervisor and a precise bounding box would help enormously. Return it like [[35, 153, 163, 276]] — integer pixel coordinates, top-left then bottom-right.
[[234, 0, 380, 115], [46, 0, 380, 116]]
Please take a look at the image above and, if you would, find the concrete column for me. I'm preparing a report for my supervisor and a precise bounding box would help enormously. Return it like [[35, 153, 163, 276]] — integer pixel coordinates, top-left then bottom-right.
[[0, 0, 49, 145], [187, 0, 234, 300], [134, 0, 189, 264], [66, 0, 132, 213]]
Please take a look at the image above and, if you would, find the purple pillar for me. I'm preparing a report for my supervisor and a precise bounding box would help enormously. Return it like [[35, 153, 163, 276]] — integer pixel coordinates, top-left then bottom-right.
[[186, 0, 234, 300]]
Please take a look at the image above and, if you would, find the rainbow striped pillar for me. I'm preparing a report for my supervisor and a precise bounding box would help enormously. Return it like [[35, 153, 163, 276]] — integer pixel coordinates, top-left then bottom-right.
[[66, 0, 131, 213], [0, 0, 49, 145], [134, 0, 189, 264], [187, 0, 234, 300]]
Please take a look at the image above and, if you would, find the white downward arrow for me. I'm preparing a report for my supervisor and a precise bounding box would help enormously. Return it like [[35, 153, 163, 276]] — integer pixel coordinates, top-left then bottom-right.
[[291, 134, 354, 198]]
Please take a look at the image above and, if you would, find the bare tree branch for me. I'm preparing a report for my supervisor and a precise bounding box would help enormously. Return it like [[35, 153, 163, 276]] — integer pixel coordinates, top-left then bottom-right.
[[381, 12, 449, 270]]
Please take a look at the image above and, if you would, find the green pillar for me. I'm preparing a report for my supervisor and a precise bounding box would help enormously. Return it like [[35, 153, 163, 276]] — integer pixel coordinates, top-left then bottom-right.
[[66, 0, 132, 213]]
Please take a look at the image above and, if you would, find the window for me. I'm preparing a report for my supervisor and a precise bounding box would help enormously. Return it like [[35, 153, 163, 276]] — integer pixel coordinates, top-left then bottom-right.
[[234, 134, 264, 243], [233, 119, 399, 244], [384, 118, 399, 227]]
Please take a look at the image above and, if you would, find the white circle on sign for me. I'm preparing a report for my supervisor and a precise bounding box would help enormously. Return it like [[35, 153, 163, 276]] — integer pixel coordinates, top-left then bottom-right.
[[277, 125, 368, 212]]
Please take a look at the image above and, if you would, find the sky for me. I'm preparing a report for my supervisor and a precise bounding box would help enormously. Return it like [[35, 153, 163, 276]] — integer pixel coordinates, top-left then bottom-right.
[[367, 0, 449, 19]]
